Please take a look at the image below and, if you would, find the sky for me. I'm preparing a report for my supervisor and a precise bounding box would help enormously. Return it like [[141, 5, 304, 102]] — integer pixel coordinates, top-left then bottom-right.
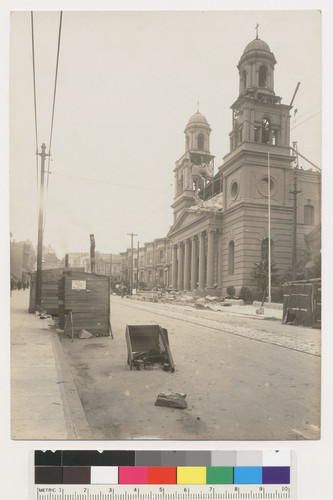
[[9, 10, 322, 259]]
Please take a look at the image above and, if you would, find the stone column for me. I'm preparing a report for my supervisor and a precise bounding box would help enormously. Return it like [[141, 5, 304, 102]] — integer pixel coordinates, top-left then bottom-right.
[[198, 232, 206, 291], [207, 229, 215, 290], [172, 244, 178, 290], [177, 243, 184, 291], [217, 232, 223, 290], [191, 235, 198, 290], [184, 239, 191, 291]]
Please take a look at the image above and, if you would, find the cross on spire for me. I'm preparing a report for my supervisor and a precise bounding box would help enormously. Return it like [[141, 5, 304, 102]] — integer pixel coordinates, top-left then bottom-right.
[[197, 101, 200, 113], [255, 23, 259, 39]]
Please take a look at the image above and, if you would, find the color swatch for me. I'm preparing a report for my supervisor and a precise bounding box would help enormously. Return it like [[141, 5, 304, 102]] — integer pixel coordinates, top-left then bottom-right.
[[35, 451, 290, 486]]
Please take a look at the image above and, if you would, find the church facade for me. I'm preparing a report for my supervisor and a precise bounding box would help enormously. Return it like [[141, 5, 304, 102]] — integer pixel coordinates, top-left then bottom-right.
[[167, 36, 321, 296]]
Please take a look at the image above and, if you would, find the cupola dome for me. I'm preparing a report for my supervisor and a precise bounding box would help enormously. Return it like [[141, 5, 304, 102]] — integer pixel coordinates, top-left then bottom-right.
[[243, 38, 271, 54]]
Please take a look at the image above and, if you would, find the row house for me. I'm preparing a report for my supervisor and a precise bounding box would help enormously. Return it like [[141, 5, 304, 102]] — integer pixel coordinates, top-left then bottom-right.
[[66, 252, 121, 280], [120, 237, 172, 289]]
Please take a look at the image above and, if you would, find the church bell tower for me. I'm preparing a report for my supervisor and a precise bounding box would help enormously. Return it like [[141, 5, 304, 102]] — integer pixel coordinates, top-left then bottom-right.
[[172, 109, 215, 222], [220, 31, 295, 291]]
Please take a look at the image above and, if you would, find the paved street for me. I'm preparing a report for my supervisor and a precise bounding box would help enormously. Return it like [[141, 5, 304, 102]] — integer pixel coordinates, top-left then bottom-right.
[[58, 295, 321, 441], [10, 291, 321, 440]]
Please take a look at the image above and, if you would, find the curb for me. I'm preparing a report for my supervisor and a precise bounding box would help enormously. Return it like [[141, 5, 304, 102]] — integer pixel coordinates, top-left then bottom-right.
[[51, 329, 93, 439]]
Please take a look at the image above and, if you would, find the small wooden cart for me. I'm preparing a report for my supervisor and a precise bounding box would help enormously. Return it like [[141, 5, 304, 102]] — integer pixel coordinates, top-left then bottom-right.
[[125, 324, 175, 371]]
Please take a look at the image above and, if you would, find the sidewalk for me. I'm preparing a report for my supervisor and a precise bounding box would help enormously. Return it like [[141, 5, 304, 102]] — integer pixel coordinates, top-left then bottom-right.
[[11, 290, 92, 440]]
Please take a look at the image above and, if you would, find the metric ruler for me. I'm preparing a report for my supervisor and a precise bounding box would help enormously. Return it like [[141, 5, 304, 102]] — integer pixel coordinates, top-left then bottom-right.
[[34, 451, 294, 499], [35, 484, 292, 500]]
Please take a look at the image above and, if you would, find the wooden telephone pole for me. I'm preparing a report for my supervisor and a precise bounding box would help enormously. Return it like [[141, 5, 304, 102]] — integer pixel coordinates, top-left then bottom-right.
[[35, 143, 50, 311], [90, 234, 96, 273], [290, 142, 302, 280], [127, 232, 137, 294]]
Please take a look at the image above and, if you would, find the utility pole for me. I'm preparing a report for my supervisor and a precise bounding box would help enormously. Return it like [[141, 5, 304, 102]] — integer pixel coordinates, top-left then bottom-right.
[[127, 232, 137, 294], [35, 143, 49, 311], [90, 234, 96, 273], [290, 142, 302, 280], [136, 241, 139, 290], [267, 152, 271, 303]]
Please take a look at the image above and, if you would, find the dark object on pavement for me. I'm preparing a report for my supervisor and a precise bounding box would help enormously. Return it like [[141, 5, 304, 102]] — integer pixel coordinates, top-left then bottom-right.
[[282, 278, 321, 328], [155, 392, 187, 409], [125, 324, 175, 372]]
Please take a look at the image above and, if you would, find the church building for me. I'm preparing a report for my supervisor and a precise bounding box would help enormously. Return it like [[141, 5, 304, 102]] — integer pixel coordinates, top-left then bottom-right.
[[167, 34, 321, 296]]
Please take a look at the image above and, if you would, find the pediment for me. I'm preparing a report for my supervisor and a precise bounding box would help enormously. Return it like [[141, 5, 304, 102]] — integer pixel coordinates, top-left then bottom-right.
[[168, 209, 207, 237]]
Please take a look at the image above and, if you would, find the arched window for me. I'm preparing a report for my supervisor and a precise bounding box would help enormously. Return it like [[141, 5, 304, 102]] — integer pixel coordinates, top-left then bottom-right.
[[177, 174, 183, 195], [259, 65, 268, 88], [261, 238, 274, 262], [254, 126, 260, 142], [233, 124, 239, 149], [242, 70, 247, 90], [228, 241, 234, 275], [197, 133, 204, 150], [304, 205, 314, 225], [261, 117, 271, 143]]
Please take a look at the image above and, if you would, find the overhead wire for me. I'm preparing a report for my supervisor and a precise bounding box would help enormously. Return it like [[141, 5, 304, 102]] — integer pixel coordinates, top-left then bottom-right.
[[44, 11, 63, 232], [290, 110, 321, 131], [30, 11, 39, 224], [48, 170, 172, 194]]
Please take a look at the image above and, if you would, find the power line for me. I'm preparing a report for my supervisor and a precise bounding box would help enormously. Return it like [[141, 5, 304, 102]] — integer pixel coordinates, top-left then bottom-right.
[[44, 11, 63, 232], [30, 11, 39, 223], [291, 103, 321, 123], [290, 110, 321, 131], [48, 170, 172, 194]]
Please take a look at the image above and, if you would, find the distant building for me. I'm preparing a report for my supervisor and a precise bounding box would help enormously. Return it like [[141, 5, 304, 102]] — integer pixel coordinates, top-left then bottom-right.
[[65, 252, 121, 280], [120, 237, 172, 289], [66, 252, 90, 271], [96, 253, 121, 282], [10, 239, 36, 284]]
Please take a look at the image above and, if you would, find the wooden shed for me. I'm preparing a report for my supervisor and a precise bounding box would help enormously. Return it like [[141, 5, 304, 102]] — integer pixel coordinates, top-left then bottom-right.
[[29, 267, 84, 314], [282, 278, 321, 328], [58, 270, 111, 337]]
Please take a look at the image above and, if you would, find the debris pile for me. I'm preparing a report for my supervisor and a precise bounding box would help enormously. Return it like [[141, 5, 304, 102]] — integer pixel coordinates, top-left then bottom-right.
[[160, 293, 241, 311], [132, 349, 172, 371], [155, 392, 187, 409], [189, 192, 223, 212], [126, 325, 175, 372]]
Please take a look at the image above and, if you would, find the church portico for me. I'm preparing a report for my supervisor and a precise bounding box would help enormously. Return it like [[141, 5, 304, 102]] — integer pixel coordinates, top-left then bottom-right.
[[190, 235, 198, 290], [169, 223, 222, 294]]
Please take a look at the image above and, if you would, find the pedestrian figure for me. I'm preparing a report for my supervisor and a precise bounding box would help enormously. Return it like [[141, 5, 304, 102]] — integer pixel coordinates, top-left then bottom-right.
[[23, 281, 26, 291]]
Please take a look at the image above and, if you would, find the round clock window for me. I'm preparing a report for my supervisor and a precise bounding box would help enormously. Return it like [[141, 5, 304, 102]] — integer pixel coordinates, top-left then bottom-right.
[[231, 180, 239, 198], [258, 176, 276, 197]]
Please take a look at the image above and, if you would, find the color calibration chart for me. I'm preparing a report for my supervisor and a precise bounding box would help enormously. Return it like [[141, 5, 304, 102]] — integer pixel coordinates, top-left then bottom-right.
[[34, 450, 293, 500]]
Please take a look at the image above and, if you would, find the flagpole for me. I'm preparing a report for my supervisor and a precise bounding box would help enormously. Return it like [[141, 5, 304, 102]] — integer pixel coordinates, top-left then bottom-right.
[[268, 152, 272, 303]]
